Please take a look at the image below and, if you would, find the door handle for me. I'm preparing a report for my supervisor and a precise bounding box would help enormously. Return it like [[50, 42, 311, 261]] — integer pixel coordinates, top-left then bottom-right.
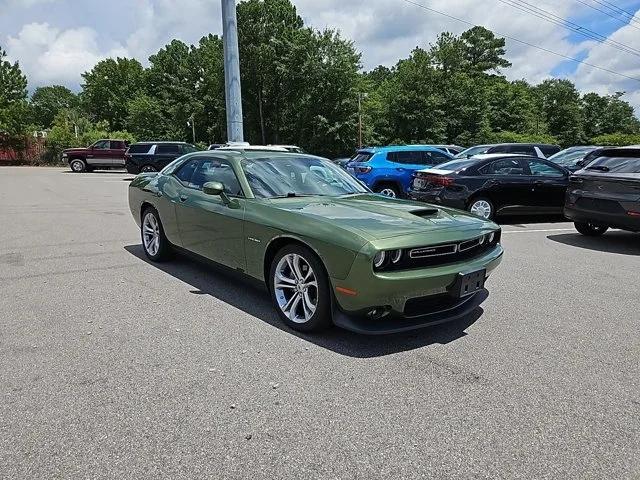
[[534, 180, 544, 186], [395, 168, 406, 171], [179, 195, 188, 202], [487, 180, 500, 186]]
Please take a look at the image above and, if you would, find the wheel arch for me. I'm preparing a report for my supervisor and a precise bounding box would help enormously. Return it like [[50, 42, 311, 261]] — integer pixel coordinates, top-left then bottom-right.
[[263, 235, 330, 290], [372, 179, 403, 193], [466, 190, 497, 210]]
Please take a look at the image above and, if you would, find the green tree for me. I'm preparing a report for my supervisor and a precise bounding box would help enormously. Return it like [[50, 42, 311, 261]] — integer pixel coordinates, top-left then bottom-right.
[[460, 26, 512, 74], [125, 94, 175, 140], [30, 85, 77, 129], [582, 92, 640, 139], [534, 79, 585, 146], [0, 46, 29, 135], [146, 40, 203, 141], [81, 57, 145, 130]]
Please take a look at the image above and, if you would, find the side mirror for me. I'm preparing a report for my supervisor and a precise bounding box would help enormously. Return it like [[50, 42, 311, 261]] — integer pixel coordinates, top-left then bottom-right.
[[203, 181, 224, 196]]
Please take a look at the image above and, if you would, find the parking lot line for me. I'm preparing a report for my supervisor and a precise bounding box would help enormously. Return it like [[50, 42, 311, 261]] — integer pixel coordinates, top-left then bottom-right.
[[502, 227, 576, 234]]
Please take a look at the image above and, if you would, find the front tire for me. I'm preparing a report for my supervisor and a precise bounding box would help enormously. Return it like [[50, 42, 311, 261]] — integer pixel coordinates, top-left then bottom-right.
[[69, 159, 87, 173], [269, 245, 332, 332], [574, 221, 608, 236], [141, 207, 171, 261], [468, 197, 494, 220]]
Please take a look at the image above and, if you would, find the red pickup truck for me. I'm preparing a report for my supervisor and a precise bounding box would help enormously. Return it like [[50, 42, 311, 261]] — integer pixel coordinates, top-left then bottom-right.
[[62, 139, 129, 172]]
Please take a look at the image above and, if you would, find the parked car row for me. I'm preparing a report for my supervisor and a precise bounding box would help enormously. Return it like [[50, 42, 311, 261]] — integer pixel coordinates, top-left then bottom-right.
[[63, 140, 306, 174]]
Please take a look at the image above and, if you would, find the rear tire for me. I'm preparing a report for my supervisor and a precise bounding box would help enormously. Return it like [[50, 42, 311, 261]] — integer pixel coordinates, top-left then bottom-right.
[[375, 184, 401, 198], [468, 197, 494, 220], [141, 207, 172, 261], [69, 159, 87, 173], [574, 221, 608, 236], [268, 245, 333, 333]]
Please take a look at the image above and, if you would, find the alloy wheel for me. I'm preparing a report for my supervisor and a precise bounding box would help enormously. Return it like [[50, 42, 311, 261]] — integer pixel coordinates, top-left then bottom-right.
[[470, 200, 492, 219], [142, 212, 160, 256], [379, 188, 397, 198], [141, 165, 156, 173], [273, 253, 318, 323]]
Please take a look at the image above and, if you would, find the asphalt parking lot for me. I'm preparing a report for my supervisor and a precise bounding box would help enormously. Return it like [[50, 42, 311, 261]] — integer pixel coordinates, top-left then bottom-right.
[[1, 166, 638, 479]]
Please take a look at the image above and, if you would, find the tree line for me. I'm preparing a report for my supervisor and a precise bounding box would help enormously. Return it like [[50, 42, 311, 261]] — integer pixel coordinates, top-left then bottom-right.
[[1, 0, 639, 161]]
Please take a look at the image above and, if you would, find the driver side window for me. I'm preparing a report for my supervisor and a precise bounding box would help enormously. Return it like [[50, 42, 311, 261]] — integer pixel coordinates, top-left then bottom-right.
[[526, 159, 564, 177], [190, 158, 244, 196], [93, 140, 109, 150]]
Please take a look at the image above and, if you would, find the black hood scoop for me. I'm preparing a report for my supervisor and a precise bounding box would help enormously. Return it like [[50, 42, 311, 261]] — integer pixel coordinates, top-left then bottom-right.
[[410, 207, 439, 218]]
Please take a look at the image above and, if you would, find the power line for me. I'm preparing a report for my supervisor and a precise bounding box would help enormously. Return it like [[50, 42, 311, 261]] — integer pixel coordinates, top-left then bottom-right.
[[400, 0, 640, 83], [593, 0, 640, 25], [496, 0, 640, 58], [570, 0, 640, 32]]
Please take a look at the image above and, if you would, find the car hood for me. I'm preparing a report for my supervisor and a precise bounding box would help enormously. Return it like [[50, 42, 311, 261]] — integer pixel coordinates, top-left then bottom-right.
[[268, 193, 495, 241]]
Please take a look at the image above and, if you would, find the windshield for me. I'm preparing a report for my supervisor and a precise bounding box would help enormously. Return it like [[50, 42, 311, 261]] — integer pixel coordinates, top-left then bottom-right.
[[241, 155, 369, 198], [455, 145, 490, 158], [585, 155, 640, 174], [549, 147, 596, 166]]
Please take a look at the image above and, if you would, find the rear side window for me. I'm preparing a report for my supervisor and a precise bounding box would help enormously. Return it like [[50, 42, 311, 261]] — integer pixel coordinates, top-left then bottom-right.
[[156, 144, 180, 155], [387, 151, 423, 164], [111, 141, 125, 150], [586, 156, 640, 173], [128, 144, 152, 154]]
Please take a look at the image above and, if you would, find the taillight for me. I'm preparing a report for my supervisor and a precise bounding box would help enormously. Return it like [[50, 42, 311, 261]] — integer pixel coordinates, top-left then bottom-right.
[[427, 175, 454, 187], [356, 166, 372, 173]]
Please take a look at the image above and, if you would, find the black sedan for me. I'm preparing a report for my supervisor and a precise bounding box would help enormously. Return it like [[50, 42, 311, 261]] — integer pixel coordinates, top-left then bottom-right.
[[564, 147, 640, 236], [408, 154, 570, 219]]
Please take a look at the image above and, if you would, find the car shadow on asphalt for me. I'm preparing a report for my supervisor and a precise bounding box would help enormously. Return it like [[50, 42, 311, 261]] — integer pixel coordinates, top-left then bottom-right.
[[124, 244, 482, 358], [547, 231, 640, 256], [498, 214, 567, 226]]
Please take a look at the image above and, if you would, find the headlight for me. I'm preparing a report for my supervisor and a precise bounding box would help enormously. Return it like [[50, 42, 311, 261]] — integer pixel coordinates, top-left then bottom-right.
[[61, 153, 68, 157], [373, 251, 386, 268], [390, 249, 402, 264], [488, 232, 495, 243]]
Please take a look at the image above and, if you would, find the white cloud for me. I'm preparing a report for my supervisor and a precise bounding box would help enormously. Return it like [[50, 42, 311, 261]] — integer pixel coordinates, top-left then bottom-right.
[[6, 22, 128, 88], [572, 12, 640, 111]]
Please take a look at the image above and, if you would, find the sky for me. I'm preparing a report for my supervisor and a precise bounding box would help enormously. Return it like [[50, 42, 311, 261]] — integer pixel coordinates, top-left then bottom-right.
[[1, 0, 640, 112]]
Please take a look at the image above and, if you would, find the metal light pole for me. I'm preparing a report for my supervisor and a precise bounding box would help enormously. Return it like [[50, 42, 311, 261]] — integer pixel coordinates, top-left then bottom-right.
[[357, 92, 367, 148], [222, 0, 244, 143]]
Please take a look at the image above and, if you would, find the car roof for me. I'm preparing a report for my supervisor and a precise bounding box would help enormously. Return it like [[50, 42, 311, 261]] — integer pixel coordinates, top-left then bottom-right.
[[470, 153, 524, 160], [219, 145, 290, 152], [358, 145, 449, 153], [131, 141, 190, 145]]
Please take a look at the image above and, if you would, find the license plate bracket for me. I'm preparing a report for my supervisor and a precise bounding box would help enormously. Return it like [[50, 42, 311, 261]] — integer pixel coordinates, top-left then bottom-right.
[[452, 269, 486, 298]]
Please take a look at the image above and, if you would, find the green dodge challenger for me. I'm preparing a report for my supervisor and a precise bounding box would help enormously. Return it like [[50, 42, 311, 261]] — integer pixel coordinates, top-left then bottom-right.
[[128, 151, 503, 334]]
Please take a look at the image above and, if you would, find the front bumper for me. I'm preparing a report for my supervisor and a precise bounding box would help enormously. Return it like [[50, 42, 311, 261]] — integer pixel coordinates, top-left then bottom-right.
[[330, 244, 503, 334]]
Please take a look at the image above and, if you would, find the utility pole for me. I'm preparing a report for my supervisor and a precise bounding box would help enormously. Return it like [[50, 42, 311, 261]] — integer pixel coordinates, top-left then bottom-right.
[[357, 92, 367, 148], [188, 114, 196, 143], [222, 0, 244, 143]]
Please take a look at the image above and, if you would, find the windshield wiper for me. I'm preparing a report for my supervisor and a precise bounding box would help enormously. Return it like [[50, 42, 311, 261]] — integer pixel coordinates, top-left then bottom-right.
[[270, 192, 326, 199], [586, 165, 610, 172]]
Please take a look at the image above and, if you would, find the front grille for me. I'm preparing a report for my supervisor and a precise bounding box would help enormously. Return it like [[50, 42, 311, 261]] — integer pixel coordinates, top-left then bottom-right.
[[404, 293, 472, 317], [383, 231, 500, 271], [575, 197, 625, 214]]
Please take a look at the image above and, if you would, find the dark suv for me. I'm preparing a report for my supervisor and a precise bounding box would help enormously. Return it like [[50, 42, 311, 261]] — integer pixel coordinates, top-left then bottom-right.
[[125, 142, 199, 174]]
